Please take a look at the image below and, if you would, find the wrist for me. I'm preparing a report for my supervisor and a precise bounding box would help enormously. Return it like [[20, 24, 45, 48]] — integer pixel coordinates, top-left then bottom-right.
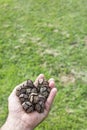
[[1, 115, 32, 130]]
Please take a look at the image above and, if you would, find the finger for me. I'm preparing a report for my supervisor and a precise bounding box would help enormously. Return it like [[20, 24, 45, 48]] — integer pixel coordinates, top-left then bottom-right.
[[45, 88, 57, 112], [48, 78, 55, 89], [34, 74, 44, 87], [49, 78, 54, 82]]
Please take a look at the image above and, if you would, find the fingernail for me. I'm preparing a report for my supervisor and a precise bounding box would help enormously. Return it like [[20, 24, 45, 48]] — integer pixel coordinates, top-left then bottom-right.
[[49, 78, 54, 81], [39, 74, 44, 78]]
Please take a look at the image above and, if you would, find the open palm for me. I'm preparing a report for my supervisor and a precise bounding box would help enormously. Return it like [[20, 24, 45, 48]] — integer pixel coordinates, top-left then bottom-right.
[[8, 74, 57, 130]]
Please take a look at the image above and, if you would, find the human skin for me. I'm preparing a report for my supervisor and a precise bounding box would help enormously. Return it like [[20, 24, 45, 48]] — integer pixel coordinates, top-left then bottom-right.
[[1, 74, 57, 130]]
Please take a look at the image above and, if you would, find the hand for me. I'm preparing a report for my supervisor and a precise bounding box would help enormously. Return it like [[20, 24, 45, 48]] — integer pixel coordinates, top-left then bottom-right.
[[1, 74, 57, 130]]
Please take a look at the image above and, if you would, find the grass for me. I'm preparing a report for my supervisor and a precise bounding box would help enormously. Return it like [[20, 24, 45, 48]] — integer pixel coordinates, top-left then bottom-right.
[[0, 0, 87, 129]]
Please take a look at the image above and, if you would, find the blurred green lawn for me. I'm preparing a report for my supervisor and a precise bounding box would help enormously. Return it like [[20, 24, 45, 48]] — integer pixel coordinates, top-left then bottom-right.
[[0, 0, 87, 129]]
